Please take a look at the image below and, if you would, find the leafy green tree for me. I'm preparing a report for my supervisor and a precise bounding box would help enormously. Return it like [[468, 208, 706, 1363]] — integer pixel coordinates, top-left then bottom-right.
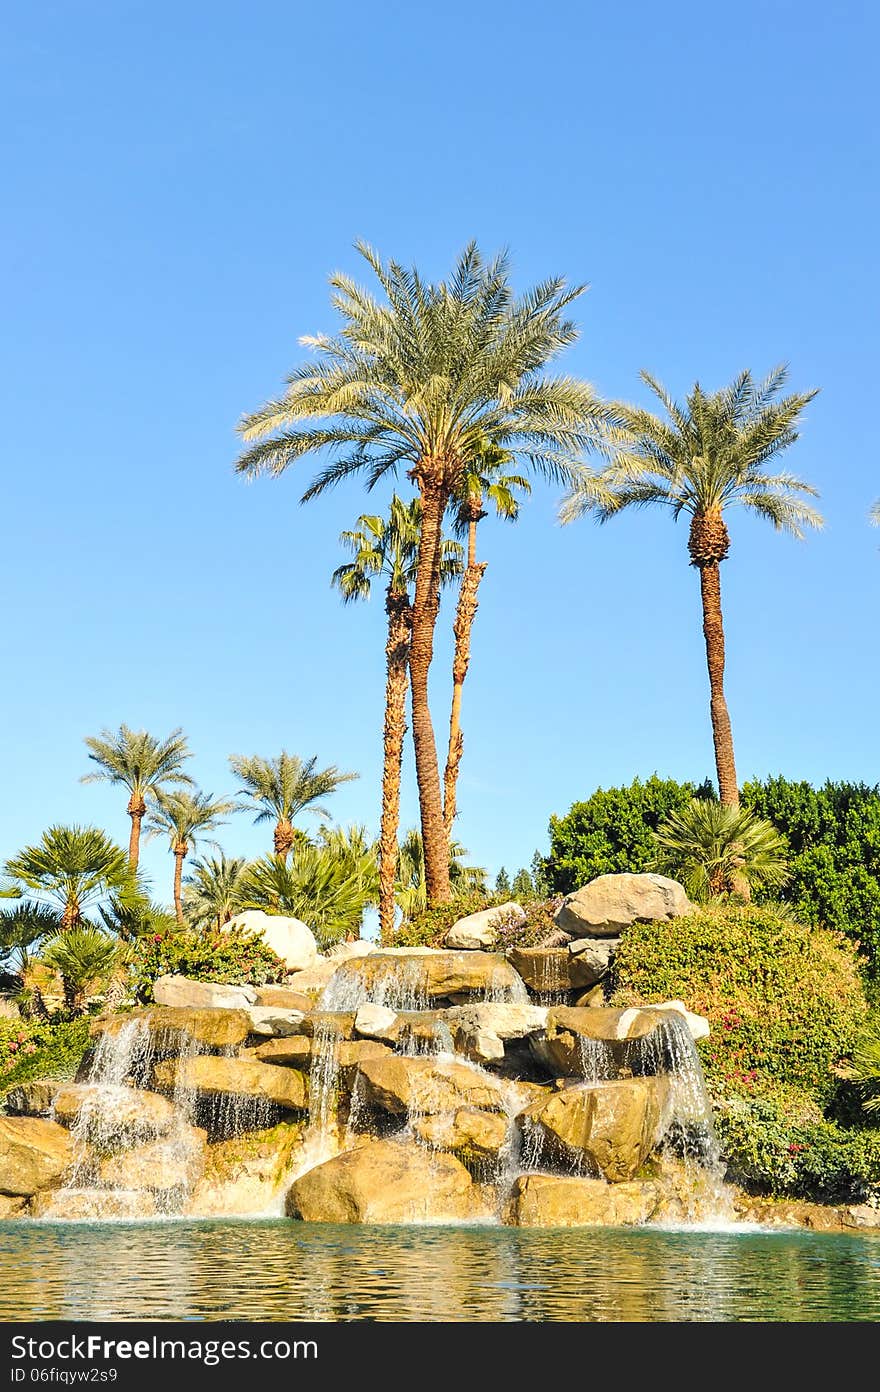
[[511, 867, 535, 901], [562, 369, 821, 805], [81, 726, 192, 869], [542, 776, 712, 893], [145, 791, 235, 924], [652, 799, 789, 900], [235, 241, 610, 904], [41, 927, 122, 1014], [229, 752, 357, 860], [5, 826, 132, 932], [495, 867, 511, 897], [183, 853, 250, 932]]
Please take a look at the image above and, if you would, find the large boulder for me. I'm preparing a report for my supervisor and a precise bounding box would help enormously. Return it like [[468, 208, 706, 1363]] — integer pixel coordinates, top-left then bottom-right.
[[530, 1005, 678, 1076], [93, 1005, 252, 1053], [226, 909, 318, 973], [287, 958, 339, 998], [285, 1138, 492, 1224], [508, 1173, 659, 1227], [441, 1003, 548, 1064], [508, 944, 617, 993], [353, 1003, 399, 1042], [445, 902, 525, 951], [0, 1117, 74, 1197], [554, 874, 694, 938], [152, 975, 257, 1011], [254, 1037, 392, 1079], [243, 1006, 306, 1037], [413, 1108, 509, 1165], [51, 1084, 180, 1148], [253, 985, 314, 1012], [518, 1076, 671, 1181], [333, 951, 525, 1002], [4, 1080, 62, 1117], [357, 1055, 510, 1117], [152, 1055, 308, 1112], [31, 1188, 157, 1220], [98, 1128, 206, 1191]]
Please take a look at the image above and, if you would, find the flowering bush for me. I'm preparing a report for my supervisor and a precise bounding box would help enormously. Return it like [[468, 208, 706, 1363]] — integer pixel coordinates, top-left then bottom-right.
[[0, 1017, 91, 1091], [131, 924, 286, 1002], [716, 1095, 880, 1203], [393, 896, 565, 951]]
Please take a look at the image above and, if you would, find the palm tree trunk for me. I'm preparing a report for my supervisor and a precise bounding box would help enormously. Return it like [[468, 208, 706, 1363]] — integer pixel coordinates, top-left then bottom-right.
[[127, 793, 145, 869], [274, 820, 295, 861], [697, 560, 739, 807], [61, 897, 80, 932], [379, 588, 412, 944], [409, 472, 452, 903], [173, 846, 186, 924], [444, 514, 487, 835]]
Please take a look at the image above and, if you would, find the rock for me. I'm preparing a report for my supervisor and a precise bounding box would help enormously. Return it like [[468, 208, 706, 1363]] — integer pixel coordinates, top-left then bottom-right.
[[226, 909, 318, 973], [518, 1077, 671, 1181], [357, 1056, 510, 1117], [574, 985, 606, 1008], [445, 902, 525, 951], [4, 1080, 62, 1117], [554, 873, 694, 938], [335, 951, 525, 1002], [643, 1000, 710, 1042], [441, 1003, 548, 1065], [0, 1117, 74, 1196], [842, 1205, 880, 1231], [299, 1011, 356, 1040], [253, 1037, 314, 1066], [0, 1195, 28, 1217], [326, 940, 377, 963], [413, 1108, 509, 1164], [186, 1122, 305, 1218], [253, 986, 314, 1011], [530, 1006, 677, 1076], [152, 1055, 308, 1112], [732, 1192, 850, 1232], [152, 975, 258, 1011], [353, 1003, 399, 1041], [51, 1084, 180, 1147], [244, 1006, 306, 1037], [285, 1138, 491, 1224], [31, 1188, 157, 1220], [98, 1129, 206, 1191], [287, 958, 339, 997], [508, 1174, 659, 1227], [508, 944, 616, 992], [93, 1005, 252, 1053]]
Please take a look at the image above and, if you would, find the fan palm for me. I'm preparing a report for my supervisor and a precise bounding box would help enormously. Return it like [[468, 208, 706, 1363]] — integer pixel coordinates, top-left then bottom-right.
[[41, 927, 122, 1015], [0, 903, 61, 976], [240, 841, 375, 949], [652, 798, 790, 901], [5, 826, 132, 932], [145, 791, 235, 924], [229, 752, 358, 860], [395, 828, 487, 920], [235, 241, 610, 903], [445, 439, 530, 833], [561, 368, 822, 805], [333, 495, 462, 941], [81, 726, 193, 869], [183, 853, 250, 932], [841, 1017, 880, 1115]]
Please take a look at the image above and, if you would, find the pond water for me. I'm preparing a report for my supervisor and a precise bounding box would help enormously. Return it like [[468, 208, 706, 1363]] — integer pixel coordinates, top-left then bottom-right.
[[3, 1219, 880, 1322]]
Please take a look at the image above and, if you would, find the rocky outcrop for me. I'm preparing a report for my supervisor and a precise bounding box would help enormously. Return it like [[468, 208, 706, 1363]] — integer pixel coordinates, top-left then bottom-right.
[[287, 959, 339, 997], [93, 1005, 252, 1053], [519, 1077, 671, 1181], [507, 1173, 660, 1227], [554, 874, 694, 937], [445, 902, 525, 951], [508, 943, 617, 992], [4, 1080, 62, 1117], [98, 1129, 206, 1191], [226, 910, 318, 973], [51, 1084, 180, 1147], [254, 1037, 392, 1076], [285, 1138, 492, 1224], [530, 1006, 677, 1075], [152, 1055, 308, 1112], [413, 1108, 509, 1164], [253, 985, 314, 1012], [442, 1003, 548, 1064], [0, 1117, 74, 1196], [152, 975, 257, 1011], [31, 1188, 158, 1220], [338, 951, 525, 1001], [186, 1122, 305, 1218], [356, 1055, 510, 1117], [353, 1004, 399, 1041], [243, 1006, 306, 1037]]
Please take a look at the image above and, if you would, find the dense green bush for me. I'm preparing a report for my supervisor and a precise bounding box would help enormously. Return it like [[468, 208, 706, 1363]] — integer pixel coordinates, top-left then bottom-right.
[[131, 925, 285, 1002], [611, 904, 867, 1105], [716, 1096, 880, 1203], [0, 1017, 91, 1094]]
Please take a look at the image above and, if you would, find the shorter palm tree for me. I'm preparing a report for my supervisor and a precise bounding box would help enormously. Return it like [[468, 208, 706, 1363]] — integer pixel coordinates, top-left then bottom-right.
[[0, 903, 60, 977], [82, 726, 193, 868], [240, 840, 376, 948], [5, 826, 132, 931], [841, 1017, 880, 1115], [145, 791, 235, 924], [395, 829, 487, 920], [183, 853, 250, 932], [230, 752, 358, 860], [41, 928, 122, 1015], [652, 799, 789, 901]]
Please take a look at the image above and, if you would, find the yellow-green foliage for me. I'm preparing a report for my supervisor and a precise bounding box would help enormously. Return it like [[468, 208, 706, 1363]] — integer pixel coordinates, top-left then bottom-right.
[[611, 903, 867, 1105]]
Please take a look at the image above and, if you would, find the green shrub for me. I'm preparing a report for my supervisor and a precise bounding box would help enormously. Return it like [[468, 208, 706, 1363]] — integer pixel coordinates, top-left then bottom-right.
[[611, 903, 867, 1105], [392, 895, 491, 948], [0, 1017, 92, 1094], [131, 925, 286, 1002], [716, 1095, 880, 1203]]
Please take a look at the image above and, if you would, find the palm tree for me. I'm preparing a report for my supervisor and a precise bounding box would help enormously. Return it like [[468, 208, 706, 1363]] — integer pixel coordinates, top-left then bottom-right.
[[41, 927, 122, 1015], [395, 828, 487, 920], [0, 903, 60, 976], [234, 242, 610, 903], [333, 496, 462, 941], [561, 368, 821, 805], [870, 501, 880, 527], [444, 441, 530, 833], [5, 826, 132, 931], [183, 853, 250, 932], [81, 726, 193, 869], [652, 798, 790, 901], [145, 791, 235, 924], [240, 836, 377, 948], [229, 752, 358, 860]]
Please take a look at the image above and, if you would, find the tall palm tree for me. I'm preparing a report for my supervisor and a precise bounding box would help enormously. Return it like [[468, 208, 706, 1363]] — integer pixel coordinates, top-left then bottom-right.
[[145, 791, 235, 924], [234, 242, 610, 903], [81, 726, 193, 869], [444, 441, 530, 833], [333, 495, 462, 941], [5, 826, 132, 931], [561, 367, 822, 805], [183, 853, 250, 932], [229, 752, 358, 860]]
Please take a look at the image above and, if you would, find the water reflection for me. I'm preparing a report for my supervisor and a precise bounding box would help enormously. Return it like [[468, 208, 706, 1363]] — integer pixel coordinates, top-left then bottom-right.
[[2, 1220, 880, 1322]]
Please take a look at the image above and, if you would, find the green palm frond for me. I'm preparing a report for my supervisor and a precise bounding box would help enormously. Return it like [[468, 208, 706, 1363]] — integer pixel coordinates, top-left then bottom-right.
[[5, 826, 132, 922], [0, 903, 62, 974], [394, 828, 487, 918], [651, 798, 790, 901], [41, 927, 122, 1012], [81, 725, 192, 796], [240, 838, 376, 949], [332, 493, 463, 603], [841, 1017, 880, 1114], [182, 853, 250, 931], [144, 790, 235, 855], [229, 752, 358, 828]]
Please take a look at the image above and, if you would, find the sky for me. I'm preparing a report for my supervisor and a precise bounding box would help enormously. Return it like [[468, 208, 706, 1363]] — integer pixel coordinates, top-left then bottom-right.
[[1, 0, 878, 909]]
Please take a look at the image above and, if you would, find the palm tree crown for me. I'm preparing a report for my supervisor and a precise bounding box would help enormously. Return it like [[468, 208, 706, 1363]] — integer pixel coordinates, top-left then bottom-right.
[[183, 853, 250, 932], [5, 826, 132, 931], [332, 495, 463, 603], [229, 752, 358, 859], [81, 725, 192, 867], [451, 439, 531, 540], [146, 790, 234, 856]]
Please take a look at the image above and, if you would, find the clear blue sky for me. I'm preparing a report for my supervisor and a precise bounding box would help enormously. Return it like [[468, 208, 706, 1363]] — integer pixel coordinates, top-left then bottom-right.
[[1, 0, 878, 907]]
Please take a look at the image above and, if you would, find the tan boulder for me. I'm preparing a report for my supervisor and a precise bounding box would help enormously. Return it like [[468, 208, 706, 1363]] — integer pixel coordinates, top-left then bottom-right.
[[152, 974, 257, 1010], [508, 1173, 659, 1227], [52, 1084, 180, 1149], [244, 1006, 306, 1037], [299, 1011, 356, 1040], [253, 1037, 314, 1066], [441, 1003, 548, 1064], [225, 910, 317, 973], [0, 1117, 74, 1197], [329, 951, 525, 1002], [0, 1195, 28, 1217], [285, 1138, 491, 1224], [353, 1003, 400, 1041], [508, 945, 615, 992], [287, 958, 339, 997], [555, 873, 693, 938], [413, 1108, 509, 1164], [98, 1128, 206, 1191], [253, 986, 313, 1012], [152, 1055, 308, 1111], [93, 1005, 252, 1053], [31, 1188, 157, 1220], [444, 901, 524, 950], [357, 1056, 509, 1117], [187, 1122, 305, 1218], [530, 1006, 673, 1075], [4, 1080, 62, 1117], [519, 1077, 671, 1181]]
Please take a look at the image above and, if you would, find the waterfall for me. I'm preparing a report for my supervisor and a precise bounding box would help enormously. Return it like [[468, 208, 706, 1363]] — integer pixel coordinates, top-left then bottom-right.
[[319, 956, 430, 1013]]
